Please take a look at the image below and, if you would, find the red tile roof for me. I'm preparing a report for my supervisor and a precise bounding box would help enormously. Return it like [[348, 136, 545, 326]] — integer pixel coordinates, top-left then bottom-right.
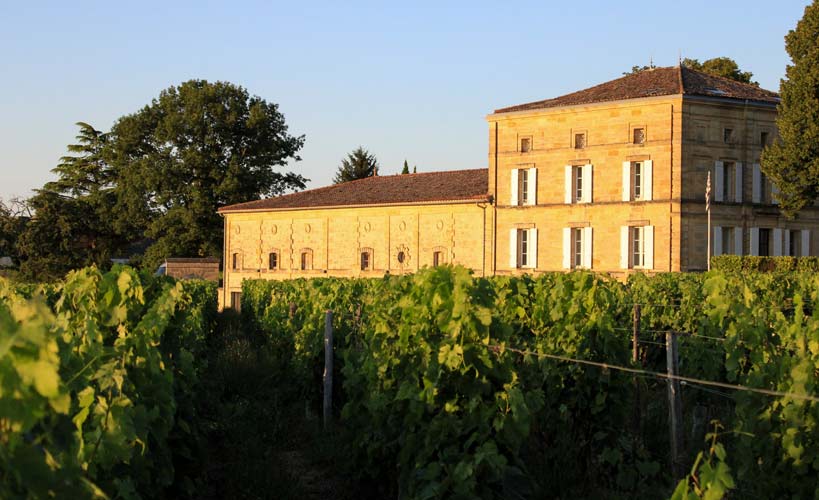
[[218, 169, 490, 212], [494, 66, 779, 113]]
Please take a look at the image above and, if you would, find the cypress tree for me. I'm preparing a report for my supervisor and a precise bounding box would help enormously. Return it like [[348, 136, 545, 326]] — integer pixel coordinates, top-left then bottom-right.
[[401, 160, 410, 174], [761, 1, 819, 216]]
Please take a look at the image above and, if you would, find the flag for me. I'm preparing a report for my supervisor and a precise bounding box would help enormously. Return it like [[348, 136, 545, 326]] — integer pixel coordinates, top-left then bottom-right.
[[705, 171, 711, 212]]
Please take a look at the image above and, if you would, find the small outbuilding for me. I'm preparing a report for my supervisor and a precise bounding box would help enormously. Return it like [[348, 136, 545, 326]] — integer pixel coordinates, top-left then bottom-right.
[[156, 257, 220, 281]]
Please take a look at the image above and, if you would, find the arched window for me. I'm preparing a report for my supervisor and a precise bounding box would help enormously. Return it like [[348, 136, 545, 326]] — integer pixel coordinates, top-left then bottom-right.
[[360, 248, 373, 271], [300, 249, 313, 270], [269, 251, 279, 270]]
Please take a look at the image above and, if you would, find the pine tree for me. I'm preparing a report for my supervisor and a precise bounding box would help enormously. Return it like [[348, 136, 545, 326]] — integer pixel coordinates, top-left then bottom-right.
[[761, 1, 819, 216], [401, 160, 410, 174], [334, 147, 378, 183]]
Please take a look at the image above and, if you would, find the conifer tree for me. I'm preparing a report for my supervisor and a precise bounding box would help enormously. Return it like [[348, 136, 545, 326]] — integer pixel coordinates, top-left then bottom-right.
[[401, 160, 410, 174], [334, 147, 378, 183], [761, 1, 819, 216]]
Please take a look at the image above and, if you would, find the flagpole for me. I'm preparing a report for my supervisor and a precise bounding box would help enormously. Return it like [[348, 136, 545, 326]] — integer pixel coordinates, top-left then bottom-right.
[[706, 171, 711, 271]]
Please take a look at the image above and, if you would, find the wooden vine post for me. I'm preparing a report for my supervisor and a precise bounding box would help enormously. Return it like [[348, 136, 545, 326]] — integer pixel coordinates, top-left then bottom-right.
[[323, 310, 334, 430], [632, 304, 642, 444], [666, 331, 684, 482]]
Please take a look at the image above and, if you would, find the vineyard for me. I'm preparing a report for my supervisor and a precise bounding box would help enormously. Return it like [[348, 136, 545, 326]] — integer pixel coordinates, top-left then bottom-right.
[[2, 266, 818, 498]]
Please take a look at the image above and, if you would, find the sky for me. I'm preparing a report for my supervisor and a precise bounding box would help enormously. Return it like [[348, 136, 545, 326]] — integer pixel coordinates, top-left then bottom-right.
[[0, 0, 810, 202]]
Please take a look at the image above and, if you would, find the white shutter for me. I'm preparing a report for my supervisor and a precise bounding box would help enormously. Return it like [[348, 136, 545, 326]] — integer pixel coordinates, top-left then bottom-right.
[[713, 226, 723, 257], [528, 228, 538, 269], [750, 227, 760, 256], [564, 166, 573, 204], [734, 227, 743, 255], [786, 230, 792, 256], [620, 226, 630, 269], [714, 161, 724, 202], [509, 229, 517, 268], [510, 169, 519, 206], [622, 162, 631, 201], [582, 164, 593, 203], [801, 230, 810, 256], [773, 228, 783, 256], [527, 167, 537, 205], [772, 183, 780, 205], [735, 162, 743, 203], [583, 227, 593, 269], [644, 226, 655, 269], [643, 160, 653, 201], [752, 164, 761, 203], [562, 228, 572, 269]]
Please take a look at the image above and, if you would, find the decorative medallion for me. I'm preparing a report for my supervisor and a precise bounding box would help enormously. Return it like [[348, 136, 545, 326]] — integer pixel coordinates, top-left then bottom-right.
[[399, 221, 407, 231], [233, 225, 240, 235], [270, 224, 278, 235], [364, 222, 372, 233], [436, 220, 444, 231], [305, 224, 311, 233]]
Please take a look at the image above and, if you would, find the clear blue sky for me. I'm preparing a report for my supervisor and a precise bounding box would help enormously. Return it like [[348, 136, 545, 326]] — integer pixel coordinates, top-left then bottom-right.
[[0, 0, 809, 202]]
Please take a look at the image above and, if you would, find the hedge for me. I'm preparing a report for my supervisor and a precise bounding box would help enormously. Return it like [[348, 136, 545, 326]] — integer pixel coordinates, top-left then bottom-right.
[[710, 255, 819, 272]]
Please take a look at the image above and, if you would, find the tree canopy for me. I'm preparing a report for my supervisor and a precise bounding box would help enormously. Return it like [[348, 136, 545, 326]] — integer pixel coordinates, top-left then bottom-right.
[[761, 1, 819, 216], [107, 80, 306, 270], [334, 147, 378, 183], [401, 160, 410, 175], [682, 57, 757, 85]]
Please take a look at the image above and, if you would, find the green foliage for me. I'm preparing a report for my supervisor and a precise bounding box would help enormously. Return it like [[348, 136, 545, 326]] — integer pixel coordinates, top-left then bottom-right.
[[682, 57, 757, 85], [401, 160, 410, 174], [0, 267, 217, 498], [671, 422, 735, 500], [108, 80, 306, 270], [711, 255, 819, 272], [333, 147, 378, 184], [761, 1, 819, 216]]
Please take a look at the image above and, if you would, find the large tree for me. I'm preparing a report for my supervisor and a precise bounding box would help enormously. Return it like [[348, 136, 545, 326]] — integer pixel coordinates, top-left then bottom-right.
[[107, 80, 306, 269], [16, 123, 122, 280], [682, 57, 757, 85], [761, 1, 819, 216], [0, 198, 30, 264], [333, 147, 378, 183]]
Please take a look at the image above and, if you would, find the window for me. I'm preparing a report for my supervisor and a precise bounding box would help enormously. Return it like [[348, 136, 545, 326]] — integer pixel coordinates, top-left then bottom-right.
[[565, 164, 592, 203], [714, 226, 743, 256], [721, 161, 735, 201], [397, 251, 406, 264], [633, 128, 645, 145], [620, 225, 654, 269], [230, 292, 241, 312], [231, 252, 241, 270], [563, 227, 592, 269], [721, 227, 734, 255], [300, 249, 313, 270], [520, 137, 531, 153], [360, 249, 372, 271], [574, 133, 586, 149], [789, 230, 799, 257], [268, 252, 278, 270], [761, 131, 769, 146], [714, 161, 741, 203], [622, 161, 653, 201], [433, 251, 443, 267], [509, 228, 537, 269], [511, 167, 537, 205], [758, 228, 771, 257], [723, 128, 734, 144]]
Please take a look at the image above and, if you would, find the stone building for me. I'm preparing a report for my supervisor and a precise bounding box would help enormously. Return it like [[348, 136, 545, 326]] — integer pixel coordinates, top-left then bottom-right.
[[218, 66, 815, 310]]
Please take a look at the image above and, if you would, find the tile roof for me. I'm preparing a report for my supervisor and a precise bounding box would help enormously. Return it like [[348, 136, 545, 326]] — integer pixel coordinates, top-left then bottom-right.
[[218, 168, 490, 212], [494, 66, 779, 114]]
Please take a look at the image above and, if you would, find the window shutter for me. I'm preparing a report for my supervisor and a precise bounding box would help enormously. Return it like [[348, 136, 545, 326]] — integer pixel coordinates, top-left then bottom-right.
[[528, 228, 538, 269], [714, 161, 724, 202], [773, 228, 782, 256], [620, 226, 630, 269], [801, 229, 810, 256], [785, 230, 791, 256], [510, 169, 519, 206], [562, 227, 572, 269], [509, 229, 517, 268], [582, 164, 593, 203], [752, 164, 761, 203], [713, 226, 723, 257], [527, 167, 537, 205], [644, 226, 654, 269], [643, 160, 653, 201], [772, 183, 780, 205], [564, 166, 573, 204], [750, 227, 760, 256], [734, 227, 743, 255], [622, 162, 631, 201], [734, 162, 743, 203], [583, 227, 593, 269]]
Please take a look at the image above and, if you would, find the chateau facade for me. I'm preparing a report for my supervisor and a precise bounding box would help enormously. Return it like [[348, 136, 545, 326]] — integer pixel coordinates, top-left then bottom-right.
[[218, 66, 817, 310]]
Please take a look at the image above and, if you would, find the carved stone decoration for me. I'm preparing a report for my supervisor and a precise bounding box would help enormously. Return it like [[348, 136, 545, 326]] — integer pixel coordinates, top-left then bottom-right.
[[270, 224, 277, 235], [363, 222, 372, 233], [304, 223, 311, 234], [399, 220, 407, 231], [436, 220, 444, 231]]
